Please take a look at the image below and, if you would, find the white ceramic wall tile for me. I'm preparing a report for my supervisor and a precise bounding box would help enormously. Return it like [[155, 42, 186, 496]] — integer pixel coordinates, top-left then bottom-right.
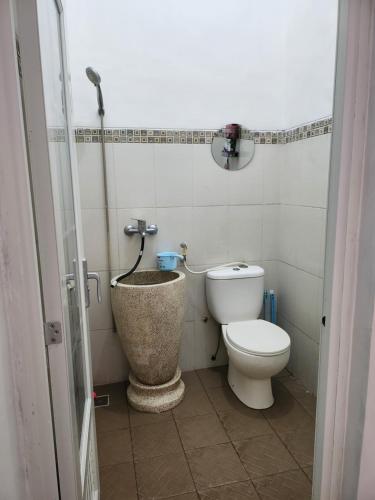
[[262, 260, 279, 293], [185, 266, 211, 321], [279, 205, 326, 277], [227, 205, 263, 262], [193, 145, 230, 206], [262, 145, 283, 204], [293, 269, 323, 343], [114, 143, 155, 208], [279, 315, 319, 394], [281, 134, 331, 208], [190, 206, 229, 265], [76, 143, 117, 209], [194, 317, 228, 369], [108, 209, 120, 271], [277, 262, 322, 343], [277, 261, 296, 323], [88, 271, 113, 331], [116, 207, 157, 269], [90, 330, 128, 385], [81, 208, 108, 271], [262, 205, 279, 261], [155, 144, 193, 207], [179, 322, 195, 372], [154, 207, 193, 255], [77, 134, 330, 388], [227, 148, 263, 205]]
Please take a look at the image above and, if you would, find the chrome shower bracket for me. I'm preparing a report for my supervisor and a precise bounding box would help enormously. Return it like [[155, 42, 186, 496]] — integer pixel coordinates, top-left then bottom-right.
[[124, 218, 158, 237]]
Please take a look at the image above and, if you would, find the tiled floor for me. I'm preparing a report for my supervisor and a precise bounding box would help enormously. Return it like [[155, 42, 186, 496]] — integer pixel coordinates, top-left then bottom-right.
[[95, 367, 316, 500]]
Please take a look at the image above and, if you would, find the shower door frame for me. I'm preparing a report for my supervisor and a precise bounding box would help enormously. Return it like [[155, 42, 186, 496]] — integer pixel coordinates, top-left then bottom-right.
[[14, 0, 99, 498]]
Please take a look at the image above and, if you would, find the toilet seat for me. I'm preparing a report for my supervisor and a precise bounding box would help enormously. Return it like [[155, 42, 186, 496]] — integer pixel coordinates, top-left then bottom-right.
[[226, 320, 290, 357]]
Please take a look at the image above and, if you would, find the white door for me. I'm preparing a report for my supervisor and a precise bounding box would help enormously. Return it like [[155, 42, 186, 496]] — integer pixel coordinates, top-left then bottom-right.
[[17, 0, 99, 498]]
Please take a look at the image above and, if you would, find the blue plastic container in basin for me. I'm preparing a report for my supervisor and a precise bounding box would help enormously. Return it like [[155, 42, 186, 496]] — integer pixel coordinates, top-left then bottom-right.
[[157, 252, 183, 271]]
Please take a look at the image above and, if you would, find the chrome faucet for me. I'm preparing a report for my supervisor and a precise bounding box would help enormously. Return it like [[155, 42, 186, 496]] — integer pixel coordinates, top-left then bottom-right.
[[124, 218, 158, 237]]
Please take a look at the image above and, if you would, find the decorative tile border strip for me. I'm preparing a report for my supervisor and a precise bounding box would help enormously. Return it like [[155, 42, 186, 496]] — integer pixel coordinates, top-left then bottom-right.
[[74, 117, 332, 145]]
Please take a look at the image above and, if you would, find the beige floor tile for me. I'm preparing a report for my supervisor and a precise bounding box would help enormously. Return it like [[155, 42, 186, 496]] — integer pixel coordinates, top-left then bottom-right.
[[181, 371, 203, 390], [132, 420, 183, 461], [95, 403, 129, 434], [253, 469, 312, 500], [129, 406, 173, 427], [220, 407, 273, 441], [100, 462, 137, 500], [186, 443, 248, 490], [278, 425, 315, 467], [273, 369, 292, 380], [173, 388, 214, 419], [207, 385, 250, 416], [196, 366, 228, 389], [135, 452, 195, 499], [233, 434, 298, 479], [199, 480, 260, 499], [176, 413, 229, 450], [280, 377, 311, 400], [262, 387, 314, 433], [97, 429, 133, 467], [298, 394, 317, 418], [168, 494, 199, 500]]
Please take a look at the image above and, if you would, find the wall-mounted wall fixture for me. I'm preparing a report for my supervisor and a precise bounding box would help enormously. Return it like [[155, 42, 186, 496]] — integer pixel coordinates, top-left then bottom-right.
[[211, 123, 255, 170], [124, 218, 158, 237]]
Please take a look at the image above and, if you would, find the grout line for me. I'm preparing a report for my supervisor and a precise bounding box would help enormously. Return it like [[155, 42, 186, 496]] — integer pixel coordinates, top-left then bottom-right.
[[260, 380, 315, 482], [171, 395, 200, 497], [277, 259, 324, 279], [122, 393, 140, 499], [196, 370, 259, 492], [280, 202, 327, 210]]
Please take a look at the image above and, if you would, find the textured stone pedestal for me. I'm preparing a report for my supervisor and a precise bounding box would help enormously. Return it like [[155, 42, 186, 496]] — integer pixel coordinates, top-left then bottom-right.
[[127, 368, 185, 413], [111, 270, 185, 412]]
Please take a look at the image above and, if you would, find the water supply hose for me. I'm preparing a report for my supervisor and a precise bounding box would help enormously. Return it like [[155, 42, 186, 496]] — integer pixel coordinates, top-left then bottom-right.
[[182, 259, 249, 275], [110, 236, 145, 287]]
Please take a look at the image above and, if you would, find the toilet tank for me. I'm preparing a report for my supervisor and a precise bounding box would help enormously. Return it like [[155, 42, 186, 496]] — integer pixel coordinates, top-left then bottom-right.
[[206, 265, 264, 324]]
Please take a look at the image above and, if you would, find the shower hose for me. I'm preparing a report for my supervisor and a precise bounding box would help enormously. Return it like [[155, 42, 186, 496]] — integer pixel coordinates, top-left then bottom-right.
[[110, 236, 145, 288]]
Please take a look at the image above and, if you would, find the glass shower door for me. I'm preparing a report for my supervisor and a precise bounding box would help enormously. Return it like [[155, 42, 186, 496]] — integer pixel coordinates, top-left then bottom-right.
[[26, 0, 99, 497]]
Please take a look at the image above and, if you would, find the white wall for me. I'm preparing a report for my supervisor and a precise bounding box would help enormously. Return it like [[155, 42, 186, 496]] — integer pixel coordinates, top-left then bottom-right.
[[78, 141, 281, 384], [284, 0, 338, 128], [65, 0, 336, 130], [277, 134, 330, 392]]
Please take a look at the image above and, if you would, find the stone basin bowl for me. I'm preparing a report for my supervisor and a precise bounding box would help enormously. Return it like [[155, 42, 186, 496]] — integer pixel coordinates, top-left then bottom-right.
[[111, 270, 185, 412]]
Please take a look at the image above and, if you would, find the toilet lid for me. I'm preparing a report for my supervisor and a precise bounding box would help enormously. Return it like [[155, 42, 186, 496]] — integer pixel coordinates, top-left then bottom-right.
[[226, 320, 290, 356]]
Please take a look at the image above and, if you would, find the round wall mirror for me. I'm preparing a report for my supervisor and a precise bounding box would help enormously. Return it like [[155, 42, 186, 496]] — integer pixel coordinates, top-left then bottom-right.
[[211, 124, 255, 171]]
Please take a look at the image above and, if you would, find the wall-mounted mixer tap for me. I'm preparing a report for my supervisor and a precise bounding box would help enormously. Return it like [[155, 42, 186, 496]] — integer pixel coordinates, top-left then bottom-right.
[[124, 218, 158, 237]]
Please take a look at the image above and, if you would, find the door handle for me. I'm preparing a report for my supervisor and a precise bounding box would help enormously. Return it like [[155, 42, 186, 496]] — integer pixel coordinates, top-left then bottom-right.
[[82, 259, 102, 308], [87, 272, 102, 305]]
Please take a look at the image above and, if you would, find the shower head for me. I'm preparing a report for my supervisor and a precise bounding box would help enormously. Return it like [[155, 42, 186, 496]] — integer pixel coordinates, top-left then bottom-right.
[[86, 66, 101, 86], [85, 66, 104, 116]]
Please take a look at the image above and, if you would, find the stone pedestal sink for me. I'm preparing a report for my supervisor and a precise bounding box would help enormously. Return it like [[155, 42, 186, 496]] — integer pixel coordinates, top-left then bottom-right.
[[111, 270, 185, 412]]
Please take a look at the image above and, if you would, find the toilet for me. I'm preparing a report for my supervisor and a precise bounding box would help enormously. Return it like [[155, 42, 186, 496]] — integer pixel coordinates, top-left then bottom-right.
[[206, 265, 290, 409]]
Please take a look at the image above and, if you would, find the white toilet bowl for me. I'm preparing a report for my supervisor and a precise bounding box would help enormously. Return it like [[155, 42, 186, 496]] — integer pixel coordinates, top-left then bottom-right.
[[222, 320, 290, 409], [205, 265, 291, 409]]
